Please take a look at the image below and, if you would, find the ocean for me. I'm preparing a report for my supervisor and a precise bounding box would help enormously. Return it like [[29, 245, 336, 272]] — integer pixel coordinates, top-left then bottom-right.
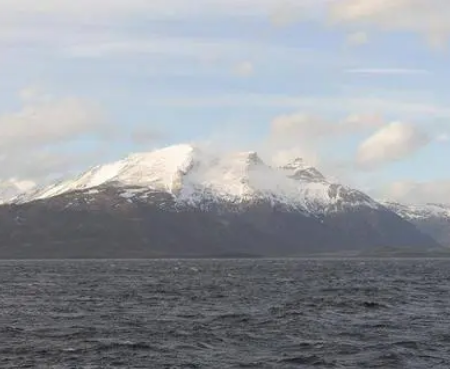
[[1, 259, 449, 368]]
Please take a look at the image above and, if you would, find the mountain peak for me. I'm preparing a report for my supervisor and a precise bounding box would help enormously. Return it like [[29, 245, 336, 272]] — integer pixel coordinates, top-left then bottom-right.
[[280, 159, 326, 183], [230, 151, 265, 168], [15, 144, 376, 214], [292, 167, 326, 182], [281, 157, 305, 171], [126, 143, 199, 170]]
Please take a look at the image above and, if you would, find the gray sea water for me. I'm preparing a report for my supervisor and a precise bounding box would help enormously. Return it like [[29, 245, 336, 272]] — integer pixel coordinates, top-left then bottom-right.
[[1, 259, 450, 368]]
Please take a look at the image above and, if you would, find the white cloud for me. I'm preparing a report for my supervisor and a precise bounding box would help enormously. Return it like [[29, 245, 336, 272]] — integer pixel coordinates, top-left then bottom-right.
[[329, 0, 450, 47], [0, 148, 104, 180], [346, 31, 369, 46], [0, 0, 323, 22], [270, 3, 297, 26], [266, 112, 382, 166], [8, 178, 36, 192], [143, 93, 450, 118], [270, 147, 321, 167], [0, 1, 317, 62], [437, 133, 450, 142], [345, 68, 431, 75], [0, 178, 35, 192], [356, 122, 430, 168], [267, 114, 326, 165], [270, 112, 381, 139], [0, 88, 166, 187], [1, 0, 448, 51], [234, 61, 254, 77], [65, 39, 231, 59], [0, 0, 331, 64], [0, 88, 114, 187], [379, 180, 450, 204], [0, 94, 107, 151], [340, 113, 384, 131], [18, 86, 46, 101], [269, 0, 311, 26], [63, 36, 323, 68], [0, 178, 36, 202]]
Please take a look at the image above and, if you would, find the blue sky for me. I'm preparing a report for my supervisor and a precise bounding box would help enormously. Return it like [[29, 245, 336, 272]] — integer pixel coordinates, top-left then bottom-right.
[[1, 0, 449, 203]]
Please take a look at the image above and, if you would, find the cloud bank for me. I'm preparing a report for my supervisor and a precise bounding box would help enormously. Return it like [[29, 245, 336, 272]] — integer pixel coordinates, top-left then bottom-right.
[[329, 0, 450, 47], [356, 122, 430, 168], [380, 180, 450, 205]]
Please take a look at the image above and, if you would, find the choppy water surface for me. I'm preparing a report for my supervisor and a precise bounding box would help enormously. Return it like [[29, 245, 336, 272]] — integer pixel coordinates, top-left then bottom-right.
[[1, 259, 450, 368]]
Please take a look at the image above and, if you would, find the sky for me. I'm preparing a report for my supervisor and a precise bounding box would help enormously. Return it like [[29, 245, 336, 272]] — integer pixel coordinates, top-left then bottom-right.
[[1, 0, 450, 204]]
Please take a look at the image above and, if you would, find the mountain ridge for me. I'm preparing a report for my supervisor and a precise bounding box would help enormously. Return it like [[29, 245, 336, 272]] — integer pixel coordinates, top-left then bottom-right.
[[0, 144, 443, 258], [384, 201, 450, 247], [13, 144, 382, 214]]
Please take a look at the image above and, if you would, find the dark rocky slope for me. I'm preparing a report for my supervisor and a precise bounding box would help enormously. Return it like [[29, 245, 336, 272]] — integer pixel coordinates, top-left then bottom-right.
[[0, 187, 440, 259]]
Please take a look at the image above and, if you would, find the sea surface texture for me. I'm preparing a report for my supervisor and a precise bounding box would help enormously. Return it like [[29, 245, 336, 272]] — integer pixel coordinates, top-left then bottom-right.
[[1, 259, 450, 368]]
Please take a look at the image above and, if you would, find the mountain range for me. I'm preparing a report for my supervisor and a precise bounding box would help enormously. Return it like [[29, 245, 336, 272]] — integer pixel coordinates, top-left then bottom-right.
[[0, 144, 447, 258]]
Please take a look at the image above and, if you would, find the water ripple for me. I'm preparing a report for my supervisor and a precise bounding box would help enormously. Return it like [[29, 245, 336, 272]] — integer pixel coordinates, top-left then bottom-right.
[[0, 259, 449, 368]]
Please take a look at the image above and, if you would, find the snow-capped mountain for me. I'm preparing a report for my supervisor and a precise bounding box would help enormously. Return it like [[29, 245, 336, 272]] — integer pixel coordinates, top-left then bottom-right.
[[280, 157, 380, 214], [0, 144, 441, 259], [384, 202, 450, 247], [20, 144, 381, 214]]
